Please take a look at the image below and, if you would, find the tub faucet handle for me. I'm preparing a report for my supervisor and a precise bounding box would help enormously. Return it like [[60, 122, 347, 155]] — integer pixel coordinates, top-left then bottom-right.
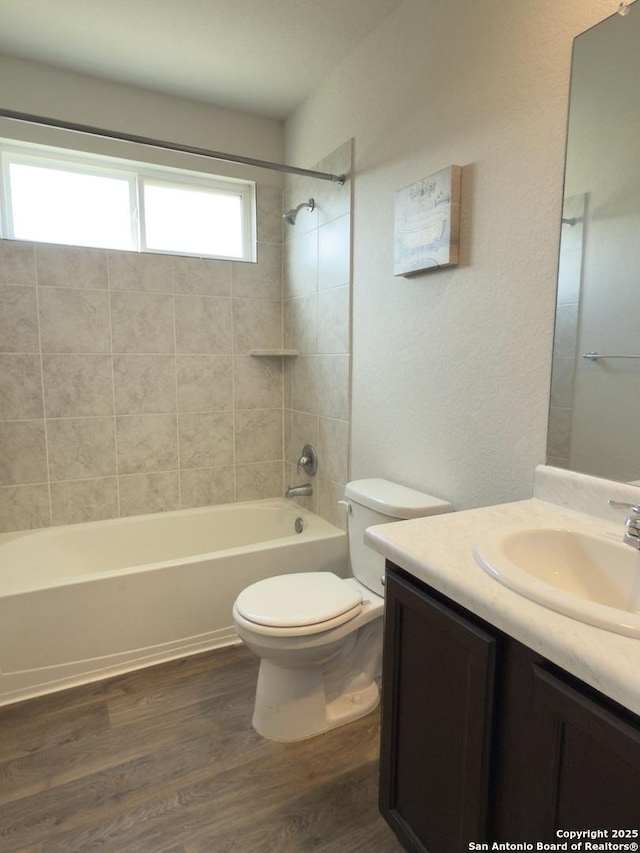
[[296, 444, 318, 476]]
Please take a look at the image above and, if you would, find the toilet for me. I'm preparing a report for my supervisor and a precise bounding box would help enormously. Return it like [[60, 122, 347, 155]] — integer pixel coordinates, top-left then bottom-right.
[[232, 478, 452, 741]]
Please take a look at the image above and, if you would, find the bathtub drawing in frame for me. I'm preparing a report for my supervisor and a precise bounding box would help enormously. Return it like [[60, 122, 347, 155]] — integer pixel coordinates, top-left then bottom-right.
[[393, 165, 462, 276], [0, 498, 348, 706]]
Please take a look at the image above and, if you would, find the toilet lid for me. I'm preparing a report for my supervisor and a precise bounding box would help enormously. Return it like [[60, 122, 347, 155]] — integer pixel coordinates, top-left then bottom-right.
[[235, 572, 362, 629]]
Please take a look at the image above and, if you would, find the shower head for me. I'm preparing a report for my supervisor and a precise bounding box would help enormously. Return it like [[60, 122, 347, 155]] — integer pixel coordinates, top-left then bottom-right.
[[283, 198, 315, 225]]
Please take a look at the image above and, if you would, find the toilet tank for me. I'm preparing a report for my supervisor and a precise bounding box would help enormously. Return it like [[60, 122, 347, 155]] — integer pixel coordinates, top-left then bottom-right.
[[344, 478, 452, 596]]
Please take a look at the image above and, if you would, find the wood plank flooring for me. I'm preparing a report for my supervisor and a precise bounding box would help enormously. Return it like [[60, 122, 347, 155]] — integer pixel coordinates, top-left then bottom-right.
[[0, 644, 405, 852]]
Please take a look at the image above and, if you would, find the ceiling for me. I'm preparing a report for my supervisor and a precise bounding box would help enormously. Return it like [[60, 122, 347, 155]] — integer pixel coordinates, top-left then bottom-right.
[[0, 0, 405, 120]]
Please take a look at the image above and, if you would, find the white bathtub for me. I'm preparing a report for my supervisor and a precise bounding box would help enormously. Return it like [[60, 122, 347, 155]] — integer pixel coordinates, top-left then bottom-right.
[[0, 498, 348, 706]]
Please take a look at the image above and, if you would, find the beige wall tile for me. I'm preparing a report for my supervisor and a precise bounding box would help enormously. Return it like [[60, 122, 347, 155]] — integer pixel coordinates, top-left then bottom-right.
[[236, 461, 283, 501], [317, 286, 350, 354], [116, 414, 178, 475], [282, 144, 352, 528], [283, 360, 293, 409], [287, 294, 318, 354], [119, 471, 180, 517], [283, 299, 294, 350], [113, 354, 176, 414], [36, 244, 108, 289], [547, 407, 572, 460], [283, 409, 293, 465], [50, 477, 118, 525], [284, 230, 318, 298], [314, 142, 352, 226], [550, 357, 575, 409], [318, 215, 351, 290], [0, 420, 48, 485], [180, 466, 235, 508], [47, 417, 116, 481], [174, 294, 232, 354], [39, 287, 111, 353], [286, 411, 319, 465], [173, 256, 231, 297], [314, 179, 352, 230], [0, 483, 50, 532], [233, 356, 282, 410], [176, 355, 232, 412], [178, 411, 234, 469], [235, 409, 283, 464], [232, 298, 282, 353], [318, 477, 348, 531], [0, 285, 39, 352], [43, 354, 114, 418], [110, 291, 175, 354], [256, 185, 284, 244], [318, 355, 350, 421], [232, 243, 282, 300], [291, 355, 319, 415], [0, 354, 44, 419], [0, 146, 350, 530], [552, 303, 579, 358], [283, 178, 319, 238], [108, 251, 173, 292], [317, 417, 349, 484], [0, 239, 36, 285]]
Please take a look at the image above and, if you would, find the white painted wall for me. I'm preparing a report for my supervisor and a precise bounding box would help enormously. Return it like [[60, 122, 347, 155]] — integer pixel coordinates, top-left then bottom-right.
[[285, 0, 616, 509], [0, 54, 284, 186]]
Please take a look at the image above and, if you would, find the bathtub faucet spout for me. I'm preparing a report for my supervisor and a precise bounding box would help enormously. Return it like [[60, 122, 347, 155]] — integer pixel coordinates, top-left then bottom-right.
[[285, 483, 313, 498]]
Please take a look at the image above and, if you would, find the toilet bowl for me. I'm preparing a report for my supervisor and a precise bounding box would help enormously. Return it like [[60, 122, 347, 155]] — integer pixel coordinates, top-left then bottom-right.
[[232, 478, 452, 741], [233, 573, 384, 741]]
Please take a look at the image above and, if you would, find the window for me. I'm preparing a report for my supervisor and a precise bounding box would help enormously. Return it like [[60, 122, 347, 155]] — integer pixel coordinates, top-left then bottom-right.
[[8, 159, 136, 251], [142, 180, 244, 258], [0, 142, 256, 262]]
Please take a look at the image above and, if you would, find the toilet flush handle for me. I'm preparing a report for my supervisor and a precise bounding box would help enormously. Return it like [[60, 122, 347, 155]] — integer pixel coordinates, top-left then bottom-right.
[[337, 500, 351, 513]]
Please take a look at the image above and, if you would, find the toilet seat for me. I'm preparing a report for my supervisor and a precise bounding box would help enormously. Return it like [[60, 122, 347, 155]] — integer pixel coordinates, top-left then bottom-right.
[[234, 572, 363, 635]]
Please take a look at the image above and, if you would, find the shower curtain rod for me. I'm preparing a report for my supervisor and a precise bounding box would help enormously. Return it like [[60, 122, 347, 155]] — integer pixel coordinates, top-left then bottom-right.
[[0, 108, 346, 185]]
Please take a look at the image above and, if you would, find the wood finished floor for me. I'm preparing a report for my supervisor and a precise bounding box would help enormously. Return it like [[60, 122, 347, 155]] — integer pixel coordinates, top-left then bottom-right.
[[0, 644, 404, 852]]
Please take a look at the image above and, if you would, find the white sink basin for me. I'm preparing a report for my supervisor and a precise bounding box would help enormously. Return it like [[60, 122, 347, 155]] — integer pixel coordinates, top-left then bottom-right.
[[473, 526, 640, 638]]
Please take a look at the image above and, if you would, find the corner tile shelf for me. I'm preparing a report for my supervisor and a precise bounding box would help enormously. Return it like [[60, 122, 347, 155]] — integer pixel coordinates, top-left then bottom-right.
[[248, 349, 299, 357]]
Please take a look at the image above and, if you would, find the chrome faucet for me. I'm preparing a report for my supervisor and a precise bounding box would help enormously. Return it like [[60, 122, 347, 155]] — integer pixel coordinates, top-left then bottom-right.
[[608, 500, 640, 549], [296, 444, 318, 476], [285, 483, 313, 498]]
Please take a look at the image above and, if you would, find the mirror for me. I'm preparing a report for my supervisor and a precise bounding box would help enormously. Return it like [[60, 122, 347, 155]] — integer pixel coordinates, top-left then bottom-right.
[[547, 5, 640, 484]]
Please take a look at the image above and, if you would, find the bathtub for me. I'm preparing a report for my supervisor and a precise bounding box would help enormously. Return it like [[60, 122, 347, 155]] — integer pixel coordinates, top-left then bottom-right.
[[0, 498, 348, 706]]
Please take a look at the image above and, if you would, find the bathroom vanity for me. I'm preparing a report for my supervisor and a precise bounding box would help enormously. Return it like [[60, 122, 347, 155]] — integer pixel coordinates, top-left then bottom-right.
[[367, 467, 640, 853], [379, 565, 640, 852]]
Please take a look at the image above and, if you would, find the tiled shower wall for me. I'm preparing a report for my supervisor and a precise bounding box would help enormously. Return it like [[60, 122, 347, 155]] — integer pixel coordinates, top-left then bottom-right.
[[283, 142, 352, 530], [547, 194, 585, 469], [0, 184, 286, 532]]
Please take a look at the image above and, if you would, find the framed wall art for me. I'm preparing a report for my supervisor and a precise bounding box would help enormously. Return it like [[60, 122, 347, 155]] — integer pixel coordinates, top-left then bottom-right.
[[394, 165, 461, 276]]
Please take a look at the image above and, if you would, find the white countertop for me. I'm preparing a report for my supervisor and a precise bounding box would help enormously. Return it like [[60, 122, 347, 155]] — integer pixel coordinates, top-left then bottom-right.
[[365, 494, 640, 717]]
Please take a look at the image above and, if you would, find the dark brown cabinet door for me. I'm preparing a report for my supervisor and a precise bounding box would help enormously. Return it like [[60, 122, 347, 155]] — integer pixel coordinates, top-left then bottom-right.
[[380, 564, 640, 850], [529, 666, 640, 836], [379, 568, 498, 853]]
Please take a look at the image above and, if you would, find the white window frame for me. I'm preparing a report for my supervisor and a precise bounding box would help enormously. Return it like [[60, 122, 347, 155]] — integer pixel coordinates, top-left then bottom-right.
[[0, 140, 257, 262]]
